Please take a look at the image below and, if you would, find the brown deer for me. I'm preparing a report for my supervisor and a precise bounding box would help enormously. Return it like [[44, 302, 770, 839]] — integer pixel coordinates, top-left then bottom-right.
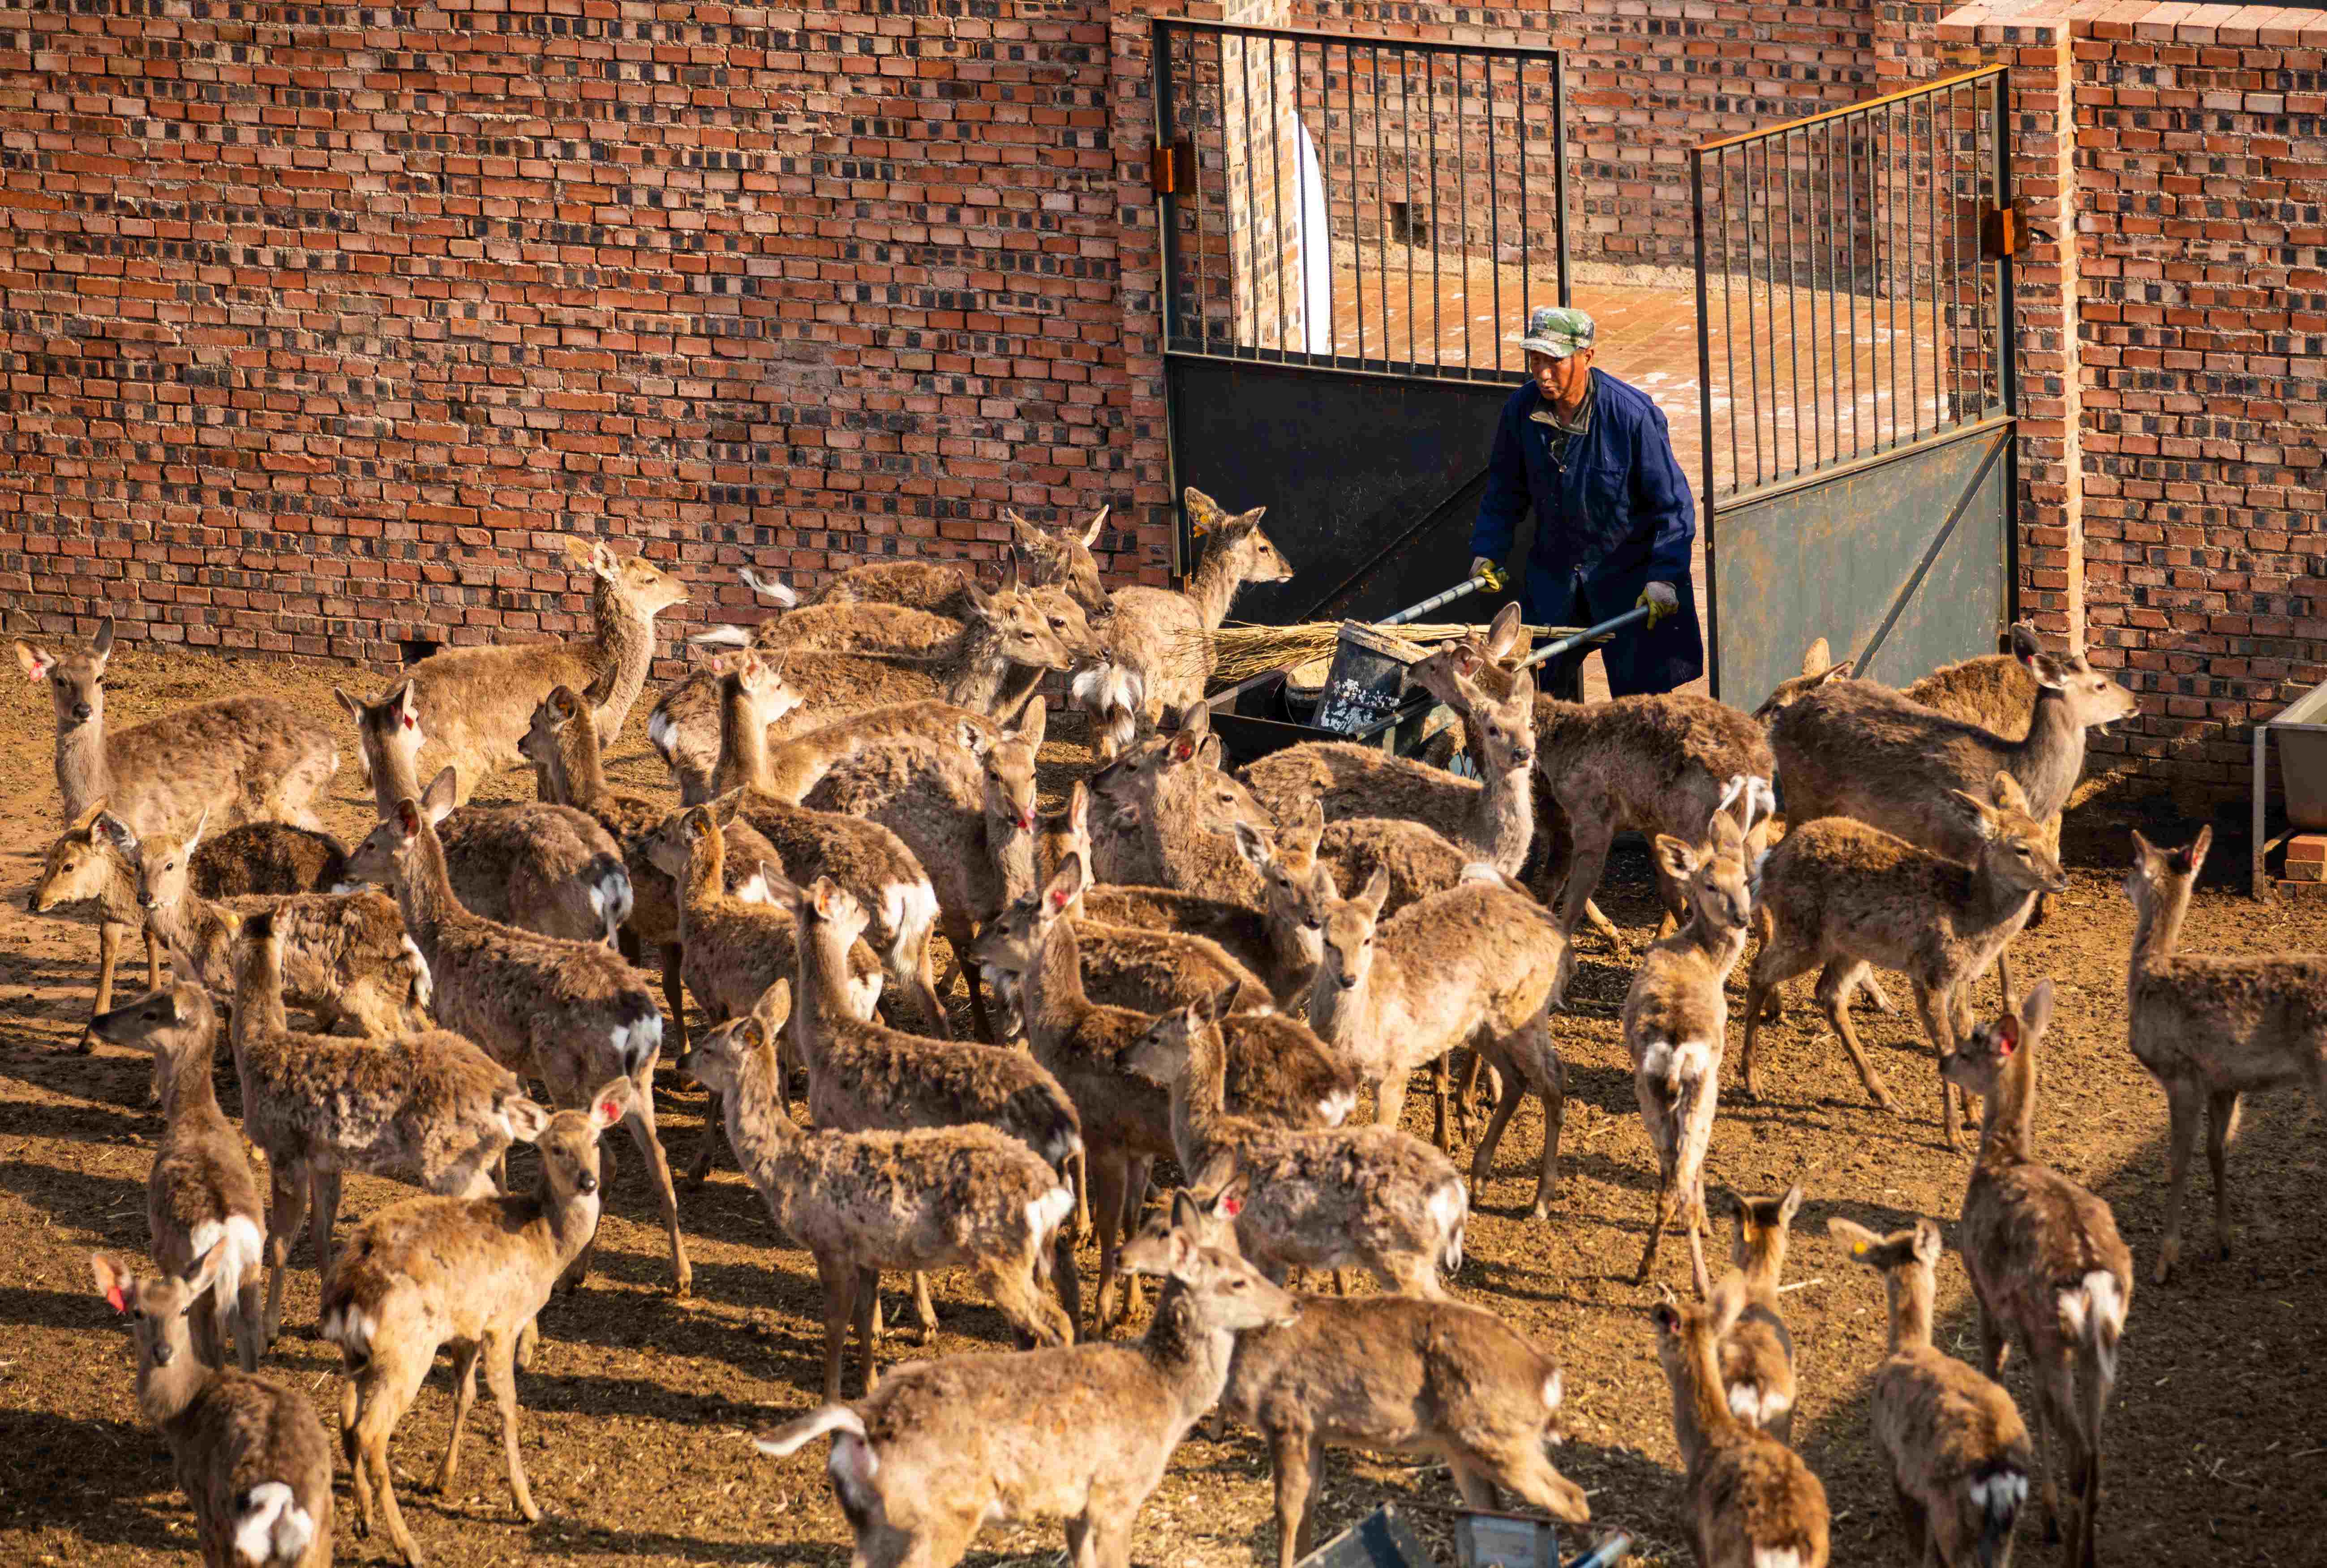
[[1128, 986, 1468, 1296], [1831, 1215, 2035, 1568], [389, 536, 687, 803], [1007, 503, 1112, 614], [1134, 1183, 1589, 1567], [89, 989, 266, 1372], [1720, 1187, 1804, 1447], [1307, 865, 1570, 1217], [90, 1247, 334, 1568], [1741, 773, 2066, 1147], [751, 1214, 1298, 1568], [322, 1080, 632, 1568], [678, 1015, 1074, 1400], [225, 920, 549, 1344], [2125, 825, 2327, 1280], [17, 617, 339, 1043], [1623, 780, 1764, 1290], [347, 796, 693, 1296], [1940, 980, 2133, 1568], [108, 810, 430, 1039], [1089, 704, 1281, 900], [1650, 1279, 1833, 1568], [339, 681, 633, 944], [751, 698, 1018, 805]]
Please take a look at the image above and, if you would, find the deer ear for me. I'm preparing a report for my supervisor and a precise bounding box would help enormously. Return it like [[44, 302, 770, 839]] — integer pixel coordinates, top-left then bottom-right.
[[1230, 820, 1273, 871], [1081, 506, 1108, 548], [1015, 696, 1048, 750], [1183, 487, 1219, 537], [1800, 637, 1831, 676], [1820, 658, 1855, 685], [185, 806, 209, 854], [94, 811, 138, 857], [395, 799, 423, 838], [1912, 1218, 1944, 1266], [1650, 1298, 1683, 1336], [1170, 1188, 1204, 1231], [588, 1076, 634, 1131], [1357, 865, 1391, 917], [1044, 855, 1082, 914], [1992, 1014, 2020, 1056], [2009, 622, 2044, 662], [1779, 1184, 1805, 1225], [1827, 1217, 1882, 1259], [391, 680, 420, 732], [1065, 780, 1089, 833], [588, 541, 620, 580], [1990, 771, 2031, 814], [334, 687, 364, 723], [90, 617, 116, 660], [422, 767, 459, 821], [2018, 977, 2055, 1040], [2176, 825, 2213, 875], [1206, 978, 1242, 1022], [15, 640, 53, 681], [1948, 789, 1997, 839], [504, 1098, 553, 1144], [1653, 834, 1699, 883]]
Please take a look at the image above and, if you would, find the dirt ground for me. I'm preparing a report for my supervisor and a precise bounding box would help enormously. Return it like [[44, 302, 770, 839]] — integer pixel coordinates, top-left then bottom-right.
[[1, 643, 2322, 1568]]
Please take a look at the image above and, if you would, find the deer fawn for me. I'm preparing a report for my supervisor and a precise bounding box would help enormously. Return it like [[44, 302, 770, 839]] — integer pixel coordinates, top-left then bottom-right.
[[89, 987, 266, 1372], [752, 1212, 1298, 1568], [1742, 773, 2066, 1147], [2125, 826, 2327, 1281], [1081, 487, 1294, 754], [1142, 1183, 1590, 1568], [678, 1015, 1074, 1399], [1651, 1279, 1832, 1568], [1720, 1186, 1804, 1447], [1941, 980, 2133, 1568], [1832, 1216, 2035, 1568], [1087, 703, 1280, 899], [1128, 985, 1468, 1296], [323, 1080, 632, 1568], [1623, 780, 1765, 1290], [91, 1247, 334, 1568]]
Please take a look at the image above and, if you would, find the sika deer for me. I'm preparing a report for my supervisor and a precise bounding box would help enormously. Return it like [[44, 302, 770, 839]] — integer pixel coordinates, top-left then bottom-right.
[[1308, 866, 1570, 1218], [800, 701, 1052, 1041], [341, 681, 633, 945], [700, 653, 952, 1037], [1720, 1187, 1804, 1447], [2125, 826, 2327, 1281], [774, 867, 1084, 1338], [1741, 773, 2066, 1147], [225, 919, 549, 1342], [348, 797, 693, 1296], [753, 698, 1016, 805], [322, 1081, 632, 1568], [1136, 1184, 1589, 1567], [17, 618, 339, 1042], [1007, 503, 1112, 613], [185, 823, 350, 897], [1089, 705, 1279, 900], [389, 536, 687, 803], [108, 810, 429, 1037], [1240, 670, 1539, 878], [1624, 783, 1763, 1290], [1082, 488, 1295, 751], [1128, 987, 1467, 1296], [752, 1218, 1297, 1568], [679, 1016, 1074, 1399], [1940, 981, 2132, 1568], [89, 988, 266, 1372], [90, 1247, 334, 1568], [996, 887, 1356, 1335], [1650, 1280, 1832, 1568], [1831, 1216, 2035, 1568]]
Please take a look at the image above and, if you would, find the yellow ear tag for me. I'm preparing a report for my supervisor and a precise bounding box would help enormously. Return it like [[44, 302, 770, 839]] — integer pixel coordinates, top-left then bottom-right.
[[1852, 1241, 1869, 1256]]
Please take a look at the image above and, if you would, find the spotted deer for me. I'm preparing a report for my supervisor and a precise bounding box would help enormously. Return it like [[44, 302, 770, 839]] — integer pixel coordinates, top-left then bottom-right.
[[388, 536, 687, 803], [1940, 980, 2132, 1568], [2124, 826, 2327, 1281], [90, 1247, 334, 1568], [1831, 1216, 2035, 1568], [1650, 1279, 1832, 1568], [752, 1215, 1297, 1568], [1089, 704, 1280, 900], [1720, 1187, 1805, 1447], [678, 1016, 1074, 1400], [1134, 1184, 1589, 1568], [322, 1081, 632, 1568], [1742, 773, 2066, 1147]]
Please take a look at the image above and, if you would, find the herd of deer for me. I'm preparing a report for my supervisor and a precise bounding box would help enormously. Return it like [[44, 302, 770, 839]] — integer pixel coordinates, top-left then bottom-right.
[[19, 492, 2325, 1568]]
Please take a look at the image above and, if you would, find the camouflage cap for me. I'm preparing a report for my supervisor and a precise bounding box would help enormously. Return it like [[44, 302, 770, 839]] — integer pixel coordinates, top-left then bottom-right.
[[1515, 305, 1595, 359]]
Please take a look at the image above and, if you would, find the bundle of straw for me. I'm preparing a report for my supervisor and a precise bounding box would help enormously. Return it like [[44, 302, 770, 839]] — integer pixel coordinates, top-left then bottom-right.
[[1185, 620, 1579, 690]]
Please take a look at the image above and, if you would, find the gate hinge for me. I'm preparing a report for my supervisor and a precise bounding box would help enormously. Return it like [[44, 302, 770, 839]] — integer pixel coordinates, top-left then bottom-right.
[[1149, 138, 1194, 196], [1980, 202, 2020, 260]]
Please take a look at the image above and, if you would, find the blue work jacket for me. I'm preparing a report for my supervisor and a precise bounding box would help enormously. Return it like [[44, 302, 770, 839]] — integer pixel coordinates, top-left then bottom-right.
[[1469, 369, 1704, 695]]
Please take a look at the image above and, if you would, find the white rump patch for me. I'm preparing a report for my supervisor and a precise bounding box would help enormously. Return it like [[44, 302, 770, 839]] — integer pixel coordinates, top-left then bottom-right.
[[399, 935, 433, 1011], [1459, 861, 1501, 885], [1968, 1472, 2028, 1512], [733, 870, 770, 904], [1640, 1041, 1673, 1080], [647, 708, 678, 763], [1427, 1180, 1468, 1235], [233, 1481, 310, 1564], [687, 625, 753, 651], [1751, 1551, 1802, 1568], [319, 1301, 375, 1356], [882, 881, 940, 952], [1323, 1088, 1356, 1125], [1541, 1369, 1563, 1410], [2084, 1270, 2124, 1381], [613, 1014, 662, 1079], [1729, 1383, 1760, 1421], [1030, 1186, 1075, 1240]]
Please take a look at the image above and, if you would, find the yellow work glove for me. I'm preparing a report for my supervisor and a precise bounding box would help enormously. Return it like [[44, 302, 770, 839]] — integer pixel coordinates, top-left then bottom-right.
[[1637, 581, 1679, 628], [1469, 557, 1508, 593]]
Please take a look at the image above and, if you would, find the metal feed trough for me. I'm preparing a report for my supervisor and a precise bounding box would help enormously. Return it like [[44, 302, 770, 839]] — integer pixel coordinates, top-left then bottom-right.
[[2250, 678, 2327, 898]]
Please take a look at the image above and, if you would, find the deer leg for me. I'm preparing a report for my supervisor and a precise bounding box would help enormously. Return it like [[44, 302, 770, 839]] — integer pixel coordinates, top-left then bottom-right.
[[851, 1267, 882, 1397], [357, 1349, 432, 1564], [813, 1253, 855, 1404], [1856, 971, 1898, 1014], [340, 1376, 368, 1524], [687, 1090, 723, 1187], [2156, 1078, 2203, 1283], [1552, 824, 1617, 952], [910, 1271, 939, 1345], [189, 1285, 225, 1370], [1267, 1427, 1319, 1568], [1430, 1055, 1451, 1152], [2207, 1089, 2243, 1263], [262, 1159, 309, 1346], [1636, 1164, 1674, 1287], [2033, 1343, 2084, 1555], [1994, 946, 2015, 1013], [428, 1341, 483, 1494], [657, 943, 690, 1062], [1524, 1024, 1565, 1220], [1448, 1457, 1497, 1510], [1739, 939, 1815, 1101], [232, 1275, 264, 1374], [308, 1167, 344, 1283], [1468, 1057, 1532, 1200], [484, 1329, 541, 1524], [623, 1093, 692, 1297], [1090, 1151, 1130, 1338], [1119, 1155, 1155, 1320], [1911, 977, 1963, 1147], [1685, 1174, 1713, 1303], [143, 928, 161, 990], [986, 1254, 1073, 1350], [79, 920, 126, 1052], [1374, 1068, 1412, 1135], [1049, 1212, 1082, 1344], [1815, 960, 1896, 1112]]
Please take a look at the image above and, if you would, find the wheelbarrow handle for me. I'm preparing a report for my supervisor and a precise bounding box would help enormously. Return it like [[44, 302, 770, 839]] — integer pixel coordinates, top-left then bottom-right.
[[1378, 566, 1505, 628], [1513, 603, 1655, 672], [1563, 1533, 1633, 1568]]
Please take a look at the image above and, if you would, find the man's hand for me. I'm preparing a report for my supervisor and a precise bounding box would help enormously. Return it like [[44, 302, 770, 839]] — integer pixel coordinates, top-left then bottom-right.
[[1470, 556, 1506, 592], [1637, 580, 1679, 628]]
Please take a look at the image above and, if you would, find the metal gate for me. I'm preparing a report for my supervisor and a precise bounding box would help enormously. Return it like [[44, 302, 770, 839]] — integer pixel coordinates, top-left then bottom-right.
[[1150, 21, 1570, 624], [1691, 66, 2018, 710]]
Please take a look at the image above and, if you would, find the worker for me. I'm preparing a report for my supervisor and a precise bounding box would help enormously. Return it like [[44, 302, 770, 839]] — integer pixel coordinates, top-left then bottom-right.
[[1469, 305, 1704, 698]]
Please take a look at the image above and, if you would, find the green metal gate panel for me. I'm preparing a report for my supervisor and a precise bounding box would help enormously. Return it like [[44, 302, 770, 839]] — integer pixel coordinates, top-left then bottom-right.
[[1710, 417, 2010, 712]]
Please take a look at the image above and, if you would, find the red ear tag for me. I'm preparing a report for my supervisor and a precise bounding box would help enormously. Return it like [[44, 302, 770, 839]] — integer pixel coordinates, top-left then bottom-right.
[[598, 1099, 622, 1121], [1220, 1195, 1243, 1218], [105, 1284, 126, 1313], [1049, 888, 1069, 911], [1995, 1019, 2018, 1057]]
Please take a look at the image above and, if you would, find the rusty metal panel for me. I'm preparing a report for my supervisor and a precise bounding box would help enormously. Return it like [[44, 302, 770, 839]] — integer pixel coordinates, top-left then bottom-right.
[[1709, 419, 2011, 712]]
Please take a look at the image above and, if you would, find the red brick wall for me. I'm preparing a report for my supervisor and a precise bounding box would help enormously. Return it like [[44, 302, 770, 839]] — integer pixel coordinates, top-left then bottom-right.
[[2074, 14, 2327, 801]]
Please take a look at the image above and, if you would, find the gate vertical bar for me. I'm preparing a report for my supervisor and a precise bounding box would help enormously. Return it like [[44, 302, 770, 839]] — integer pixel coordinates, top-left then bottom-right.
[[1401, 51, 1417, 373], [1553, 53, 1571, 307], [1486, 51, 1502, 370], [1268, 39, 1287, 354], [1994, 66, 2018, 622], [1153, 18, 1181, 350], [1372, 45, 1390, 364], [1692, 150, 1721, 698]]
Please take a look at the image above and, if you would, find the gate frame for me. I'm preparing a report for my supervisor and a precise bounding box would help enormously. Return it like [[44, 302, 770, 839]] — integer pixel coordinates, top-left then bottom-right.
[[1689, 65, 2019, 703]]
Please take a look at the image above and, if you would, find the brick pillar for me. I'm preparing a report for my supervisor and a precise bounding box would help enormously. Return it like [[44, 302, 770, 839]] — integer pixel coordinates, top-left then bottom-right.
[[1939, 18, 2085, 650]]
